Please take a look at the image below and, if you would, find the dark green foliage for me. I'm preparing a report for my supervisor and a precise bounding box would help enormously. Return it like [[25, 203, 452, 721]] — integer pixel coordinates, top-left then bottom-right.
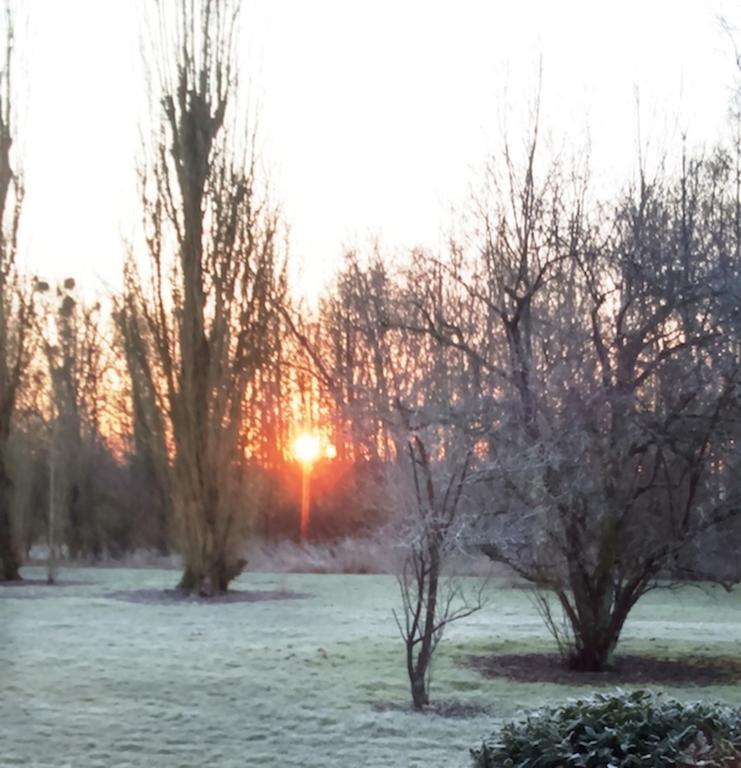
[[472, 690, 741, 768]]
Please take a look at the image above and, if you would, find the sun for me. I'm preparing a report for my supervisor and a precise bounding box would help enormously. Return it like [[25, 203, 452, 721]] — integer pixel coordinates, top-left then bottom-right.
[[293, 432, 321, 465]]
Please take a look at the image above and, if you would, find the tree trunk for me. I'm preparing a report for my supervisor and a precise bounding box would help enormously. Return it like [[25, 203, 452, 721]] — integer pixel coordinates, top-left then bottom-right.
[[406, 636, 430, 710], [0, 460, 20, 581], [177, 556, 246, 597], [405, 540, 441, 709], [177, 567, 225, 597], [569, 637, 616, 672], [560, 576, 634, 672], [410, 668, 429, 710], [570, 614, 618, 672]]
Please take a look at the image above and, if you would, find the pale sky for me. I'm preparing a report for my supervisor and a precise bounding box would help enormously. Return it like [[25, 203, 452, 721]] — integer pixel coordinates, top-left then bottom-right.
[[17, 0, 741, 299]]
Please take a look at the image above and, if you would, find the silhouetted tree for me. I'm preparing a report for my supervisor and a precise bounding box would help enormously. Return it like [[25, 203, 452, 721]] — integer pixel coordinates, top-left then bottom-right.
[[124, 0, 286, 595]]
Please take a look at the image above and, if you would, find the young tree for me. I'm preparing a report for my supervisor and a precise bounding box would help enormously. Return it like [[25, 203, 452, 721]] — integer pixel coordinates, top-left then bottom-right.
[[313, 253, 485, 707], [392, 432, 482, 709], [0, 5, 30, 582], [124, 0, 285, 595]]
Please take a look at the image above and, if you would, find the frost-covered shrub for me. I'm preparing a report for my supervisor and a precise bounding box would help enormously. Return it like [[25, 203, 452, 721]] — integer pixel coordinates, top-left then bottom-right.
[[472, 689, 741, 768]]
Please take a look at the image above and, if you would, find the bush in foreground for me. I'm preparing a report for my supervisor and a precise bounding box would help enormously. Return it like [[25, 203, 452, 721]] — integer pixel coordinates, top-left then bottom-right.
[[472, 689, 741, 767]]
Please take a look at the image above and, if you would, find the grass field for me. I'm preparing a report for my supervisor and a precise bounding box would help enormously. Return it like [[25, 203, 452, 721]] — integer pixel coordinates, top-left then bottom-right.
[[3, 567, 741, 767]]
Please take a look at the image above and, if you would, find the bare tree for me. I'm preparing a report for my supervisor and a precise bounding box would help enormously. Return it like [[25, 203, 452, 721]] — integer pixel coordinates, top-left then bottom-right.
[[392, 432, 483, 709], [406, 122, 741, 671], [311, 252, 485, 707], [36, 279, 108, 563], [116, 273, 172, 555], [0, 4, 30, 582], [494, 157, 740, 670], [124, 0, 286, 595]]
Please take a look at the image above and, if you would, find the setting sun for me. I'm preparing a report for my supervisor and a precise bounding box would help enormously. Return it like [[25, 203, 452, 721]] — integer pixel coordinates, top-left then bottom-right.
[[293, 432, 321, 465]]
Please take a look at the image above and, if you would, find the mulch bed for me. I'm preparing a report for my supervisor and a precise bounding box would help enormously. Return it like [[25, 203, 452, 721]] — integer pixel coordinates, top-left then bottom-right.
[[463, 652, 741, 686], [108, 588, 312, 605]]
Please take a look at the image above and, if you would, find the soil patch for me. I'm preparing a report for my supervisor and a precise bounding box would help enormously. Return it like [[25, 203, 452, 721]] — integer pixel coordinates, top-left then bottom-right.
[[373, 700, 493, 718], [463, 652, 741, 686], [108, 588, 312, 605]]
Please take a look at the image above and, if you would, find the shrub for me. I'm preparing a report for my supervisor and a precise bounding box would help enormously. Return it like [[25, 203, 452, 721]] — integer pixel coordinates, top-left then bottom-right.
[[472, 689, 741, 768]]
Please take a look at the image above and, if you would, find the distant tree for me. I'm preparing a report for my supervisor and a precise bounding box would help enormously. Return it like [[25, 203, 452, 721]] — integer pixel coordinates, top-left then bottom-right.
[[0, 5, 31, 582], [124, 0, 286, 595], [6, 406, 47, 559], [36, 279, 108, 564], [115, 283, 171, 555]]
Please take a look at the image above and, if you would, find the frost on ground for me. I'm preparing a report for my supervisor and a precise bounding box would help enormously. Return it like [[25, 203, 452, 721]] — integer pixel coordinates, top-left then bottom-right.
[[3, 569, 741, 768]]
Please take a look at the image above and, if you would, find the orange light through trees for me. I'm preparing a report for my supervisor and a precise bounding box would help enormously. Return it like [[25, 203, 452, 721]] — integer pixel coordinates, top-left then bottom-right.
[[293, 431, 336, 543]]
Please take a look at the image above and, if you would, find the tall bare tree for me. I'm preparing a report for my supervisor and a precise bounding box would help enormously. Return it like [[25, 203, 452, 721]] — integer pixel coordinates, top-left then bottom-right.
[[124, 0, 285, 595], [0, 4, 30, 582]]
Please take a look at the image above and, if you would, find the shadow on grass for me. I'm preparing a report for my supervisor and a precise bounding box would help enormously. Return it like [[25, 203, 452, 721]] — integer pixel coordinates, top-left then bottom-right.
[[462, 652, 741, 686]]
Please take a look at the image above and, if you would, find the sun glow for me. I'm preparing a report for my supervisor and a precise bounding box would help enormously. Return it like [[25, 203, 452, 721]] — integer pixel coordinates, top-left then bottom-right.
[[293, 432, 321, 465]]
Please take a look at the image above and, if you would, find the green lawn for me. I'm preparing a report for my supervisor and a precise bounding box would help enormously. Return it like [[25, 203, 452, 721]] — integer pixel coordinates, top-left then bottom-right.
[[2, 568, 741, 767]]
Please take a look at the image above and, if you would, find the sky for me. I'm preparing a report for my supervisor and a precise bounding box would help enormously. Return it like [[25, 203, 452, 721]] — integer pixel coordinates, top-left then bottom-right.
[[16, 0, 741, 300]]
